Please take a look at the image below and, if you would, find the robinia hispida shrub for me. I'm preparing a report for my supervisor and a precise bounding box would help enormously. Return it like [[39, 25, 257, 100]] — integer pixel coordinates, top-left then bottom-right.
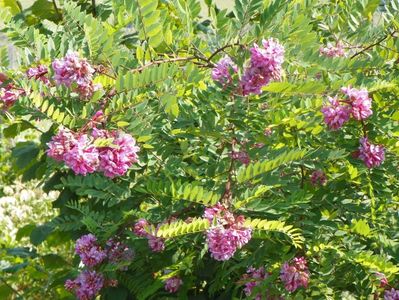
[[1, 0, 399, 299]]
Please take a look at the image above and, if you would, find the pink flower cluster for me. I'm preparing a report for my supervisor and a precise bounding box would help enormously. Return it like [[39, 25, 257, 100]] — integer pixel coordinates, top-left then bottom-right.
[[75, 234, 107, 267], [230, 151, 250, 165], [280, 257, 310, 292], [164, 276, 183, 293], [204, 203, 252, 261], [310, 170, 327, 186], [47, 126, 139, 177], [65, 270, 104, 300], [106, 239, 134, 270], [242, 266, 268, 300], [212, 56, 238, 85], [133, 219, 165, 252], [0, 79, 23, 109], [321, 86, 372, 130], [319, 42, 346, 57], [26, 65, 49, 84], [52, 50, 100, 98], [385, 289, 399, 300], [357, 137, 385, 168], [240, 38, 284, 96]]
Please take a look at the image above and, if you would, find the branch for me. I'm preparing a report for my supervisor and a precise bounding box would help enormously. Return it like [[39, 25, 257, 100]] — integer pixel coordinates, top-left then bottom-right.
[[207, 43, 243, 63], [91, 0, 97, 17], [52, 0, 62, 20], [350, 31, 396, 59]]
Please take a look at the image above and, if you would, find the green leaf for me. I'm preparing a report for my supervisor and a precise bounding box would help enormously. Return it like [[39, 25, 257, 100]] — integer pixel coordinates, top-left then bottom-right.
[[0, 0, 21, 15], [160, 94, 179, 118], [30, 224, 53, 246]]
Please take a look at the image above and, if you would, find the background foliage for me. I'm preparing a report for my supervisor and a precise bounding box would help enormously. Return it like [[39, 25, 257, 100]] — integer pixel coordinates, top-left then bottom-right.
[[1, 0, 399, 299]]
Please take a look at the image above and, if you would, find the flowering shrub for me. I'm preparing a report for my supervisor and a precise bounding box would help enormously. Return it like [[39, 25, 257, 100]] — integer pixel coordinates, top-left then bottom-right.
[[1, 0, 399, 299]]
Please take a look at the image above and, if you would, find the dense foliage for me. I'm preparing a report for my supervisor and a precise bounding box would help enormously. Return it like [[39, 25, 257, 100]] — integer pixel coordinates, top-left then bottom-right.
[[1, 0, 399, 299]]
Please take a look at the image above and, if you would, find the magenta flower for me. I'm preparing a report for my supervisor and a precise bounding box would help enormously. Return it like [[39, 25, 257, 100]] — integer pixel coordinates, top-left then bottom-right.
[[319, 42, 346, 57], [321, 96, 351, 130], [97, 132, 140, 178], [164, 276, 183, 293], [212, 56, 238, 85], [47, 128, 77, 161], [341, 86, 372, 120], [280, 257, 310, 292], [65, 270, 104, 300], [384, 288, 399, 300], [106, 239, 134, 270], [52, 50, 99, 98], [75, 234, 106, 267], [26, 65, 49, 84], [148, 236, 165, 252], [230, 151, 251, 165], [242, 266, 267, 299], [0, 85, 23, 109], [240, 38, 284, 96], [133, 219, 150, 237], [310, 170, 327, 186], [63, 134, 99, 175], [358, 137, 385, 168]]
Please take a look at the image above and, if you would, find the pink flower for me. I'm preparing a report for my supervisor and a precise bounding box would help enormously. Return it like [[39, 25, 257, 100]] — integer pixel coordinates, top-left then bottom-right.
[[319, 42, 345, 57], [280, 257, 310, 292], [310, 170, 327, 186], [133, 219, 150, 237], [26, 65, 49, 84], [242, 266, 267, 299], [321, 96, 351, 130], [52, 50, 99, 98], [240, 38, 284, 96], [341, 86, 372, 120], [0, 86, 23, 109], [106, 239, 134, 269], [358, 137, 385, 168], [75, 234, 106, 267], [212, 56, 238, 85], [65, 270, 104, 300], [375, 272, 388, 287], [63, 134, 99, 175], [385, 289, 399, 300], [47, 128, 77, 161], [97, 131, 140, 178], [230, 151, 250, 165], [164, 276, 183, 293], [148, 236, 165, 252]]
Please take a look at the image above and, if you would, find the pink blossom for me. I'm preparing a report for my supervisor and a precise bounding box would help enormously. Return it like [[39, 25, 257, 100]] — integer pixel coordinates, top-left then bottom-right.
[[321, 96, 351, 130], [264, 128, 273, 136], [240, 38, 284, 96], [75, 234, 106, 267], [242, 266, 267, 299], [280, 257, 310, 292], [385, 288, 399, 300], [97, 131, 140, 178], [310, 170, 327, 186], [319, 42, 346, 57], [212, 56, 238, 85], [133, 219, 150, 237], [47, 128, 77, 161], [52, 50, 99, 98], [63, 134, 99, 175], [65, 270, 104, 300], [0, 86, 23, 109], [148, 236, 165, 252], [341, 86, 372, 120], [375, 272, 388, 287], [26, 65, 49, 84], [230, 151, 250, 165], [106, 239, 134, 269], [164, 276, 183, 293], [358, 137, 385, 168]]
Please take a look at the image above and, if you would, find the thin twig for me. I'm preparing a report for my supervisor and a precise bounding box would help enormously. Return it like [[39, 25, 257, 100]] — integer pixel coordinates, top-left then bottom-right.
[[91, 0, 97, 17], [207, 43, 242, 63], [52, 0, 62, 20], [350, 31, 395, 59]]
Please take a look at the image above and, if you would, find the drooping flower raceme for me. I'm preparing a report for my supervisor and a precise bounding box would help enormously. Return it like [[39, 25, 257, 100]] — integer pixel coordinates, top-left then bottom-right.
[[212, 56, 238, 85], [75, 234, 107, 267], [0, 82, 23, 109], [310, 170, 327, 186], [242, 266, 268, 299], [319, 42, 346, 57], [133, 218, 150, 237], [65, 270, 104, 300], [321, 96, 351, 130], [132, 219, 166, 252], [106, 239, 134, 269], [385, 288, 399, 300], [341, 86, 373, 120], [52, 50, 100, 98], [26, 65, 49, 84], [240, 38, 284, 96], [357, 137, 385, 168], [230, 151, 250, 165], [280, 257, 310, 292], [204, 203, 251, 261], [164, 276, 183, 293]]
